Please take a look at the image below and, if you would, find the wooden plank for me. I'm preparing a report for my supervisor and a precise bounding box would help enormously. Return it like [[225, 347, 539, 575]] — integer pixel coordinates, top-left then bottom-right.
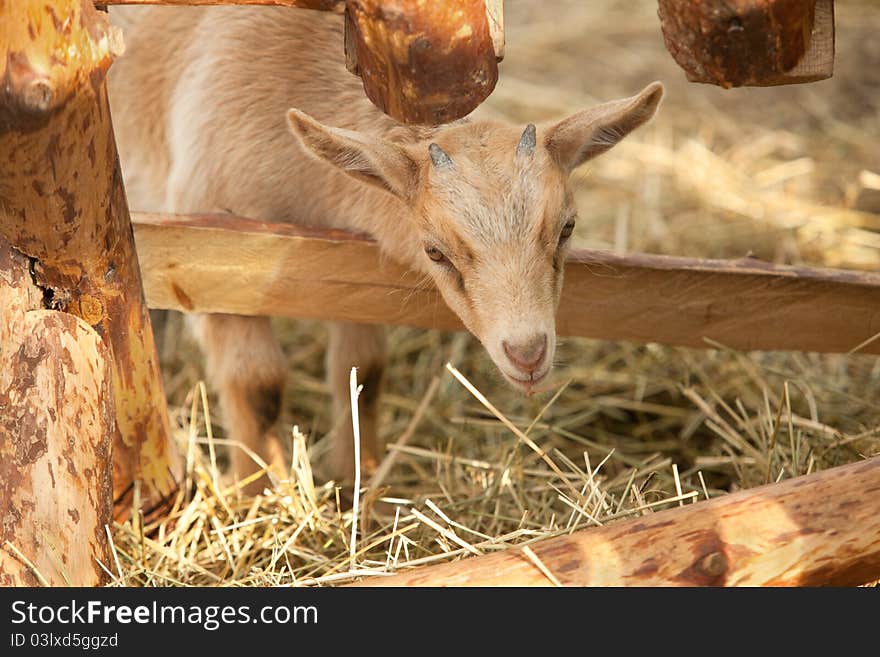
[[101, 0, 346, 9], [764, 0, 834, 86], [349, 455, 880, 587], [1, 0, 180, 520], [133, 213, 880, 355], [657, 0, 834, 87], [345, 0, 498, 124]]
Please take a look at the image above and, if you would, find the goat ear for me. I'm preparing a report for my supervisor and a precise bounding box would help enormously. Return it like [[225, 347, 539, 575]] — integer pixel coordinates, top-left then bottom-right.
[[286, 108, 418, 201], [545, 81, 664, 173]]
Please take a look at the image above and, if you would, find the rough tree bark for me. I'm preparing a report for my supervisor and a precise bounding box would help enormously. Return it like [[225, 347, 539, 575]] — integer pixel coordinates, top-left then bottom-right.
[[0, 239, 114, 587], [0, 0, 181, 520]]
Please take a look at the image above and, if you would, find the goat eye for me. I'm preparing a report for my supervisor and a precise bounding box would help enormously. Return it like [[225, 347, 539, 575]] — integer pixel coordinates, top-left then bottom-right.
[[560, 219, 576, 242], [425, 246, 447, 263]]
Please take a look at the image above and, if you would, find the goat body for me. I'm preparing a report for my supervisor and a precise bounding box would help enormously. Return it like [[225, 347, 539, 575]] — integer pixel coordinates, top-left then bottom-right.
[[109, 6, 663, 489]]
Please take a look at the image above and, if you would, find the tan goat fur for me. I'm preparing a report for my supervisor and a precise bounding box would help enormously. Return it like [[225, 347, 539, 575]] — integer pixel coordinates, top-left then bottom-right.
[[108, 6, 663, 490]]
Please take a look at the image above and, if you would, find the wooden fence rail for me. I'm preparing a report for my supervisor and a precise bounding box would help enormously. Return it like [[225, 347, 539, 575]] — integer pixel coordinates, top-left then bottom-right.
[[133, 212, 880, 355], [349, 455, 880, 586]]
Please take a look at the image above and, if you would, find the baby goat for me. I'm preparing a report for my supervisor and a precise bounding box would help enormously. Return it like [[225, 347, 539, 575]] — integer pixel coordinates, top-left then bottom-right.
[[109, 6, 663, 490]]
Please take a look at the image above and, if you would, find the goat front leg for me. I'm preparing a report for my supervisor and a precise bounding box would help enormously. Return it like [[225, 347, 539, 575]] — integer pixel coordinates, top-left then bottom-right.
[[190, 313, 287, 495], [325, 322, 387, 484]]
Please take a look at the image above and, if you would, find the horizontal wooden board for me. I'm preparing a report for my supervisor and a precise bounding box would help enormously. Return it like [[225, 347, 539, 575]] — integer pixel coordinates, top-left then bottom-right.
[[101, 0, 345, 8], [132, 212, 880, 354]]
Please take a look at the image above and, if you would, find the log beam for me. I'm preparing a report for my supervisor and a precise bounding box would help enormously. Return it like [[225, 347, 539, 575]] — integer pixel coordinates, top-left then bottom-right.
[[344, 0, 499, 124], [0, 1, 180, 519], [350, 456, 880, 586], [133, 212, 880, 355], [658, 0, 834, 87], [0, 240, 113, 587], [101, 0, 344, 7]]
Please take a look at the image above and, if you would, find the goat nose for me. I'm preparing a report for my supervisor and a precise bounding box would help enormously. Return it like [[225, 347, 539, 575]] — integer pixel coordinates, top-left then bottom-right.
[[503, 334, 547, 374]]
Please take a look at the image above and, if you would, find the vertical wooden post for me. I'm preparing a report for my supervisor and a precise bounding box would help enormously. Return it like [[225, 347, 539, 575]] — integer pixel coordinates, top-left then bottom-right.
[[0, 0, 181, 519], [657, 0, 834, 87], [0, 240, 114, 586], [344, 0, 499, 124]]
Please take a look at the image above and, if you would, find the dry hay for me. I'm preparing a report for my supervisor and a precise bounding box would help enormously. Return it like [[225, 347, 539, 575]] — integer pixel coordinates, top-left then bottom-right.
[[109, 0, 880, 586]]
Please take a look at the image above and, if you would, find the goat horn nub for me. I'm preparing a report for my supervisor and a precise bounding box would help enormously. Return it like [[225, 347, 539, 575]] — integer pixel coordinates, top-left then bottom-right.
[[517, 123, 537, 157], [428, 143, 454, 169]]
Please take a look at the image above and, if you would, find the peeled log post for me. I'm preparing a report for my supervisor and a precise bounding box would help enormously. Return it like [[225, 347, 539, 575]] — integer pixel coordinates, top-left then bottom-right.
[[345, 0, 499, 124], [0, 240, 113, 587], [352, 456, 880, 586], [0, 0, 180, 519], [101, 0, 503, 124], [657, 0, 834, 87]]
